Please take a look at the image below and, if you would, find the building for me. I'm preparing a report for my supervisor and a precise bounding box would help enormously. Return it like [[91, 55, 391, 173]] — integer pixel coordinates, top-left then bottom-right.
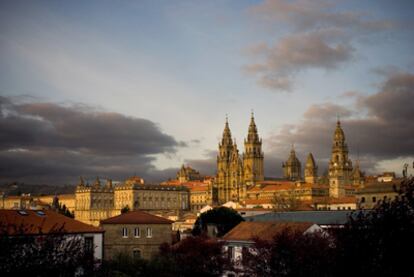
[[100, 210, 173, 260], [176, 165, 202, 182], [0, 209, 104, 261], [244, 210, 357, 227], [356, 178, 402, 209], [162, 178, 212, 212], [0, 194, 51, 210], [75, 177, 117, 227], [37, 194, 76, 213], [304, 153, 318, 184], [74, 176, 190, 226], [188, 184, 210, 211], [222, 221, 323, 263], [328, 120, 354, 198], [282, 147, 302, 181], [114, 182, 189, 211], [216, 114, 264, 204]]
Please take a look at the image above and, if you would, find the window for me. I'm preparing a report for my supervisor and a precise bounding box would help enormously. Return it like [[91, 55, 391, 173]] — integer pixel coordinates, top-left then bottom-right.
[[122, 227, 128, 238], [85, 237, 94, 254], [146, 227, 152, 238], [134, 227, 140, 238], [361, 197, 365, 203], [227, 246, 234, 261], [372, 197, 377, 203], [132, 249, 141, 259]]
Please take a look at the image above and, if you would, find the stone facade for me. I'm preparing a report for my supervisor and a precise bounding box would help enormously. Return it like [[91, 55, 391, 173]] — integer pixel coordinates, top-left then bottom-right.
[[101, 211, 173, 260], [75, 177, 117, 226], [74, 176, 189, 226], [304, 153, 318, 184], [282, 147, 302, 181], [102, 223, 173, 260], [328, 120, 354, 198], [176, 165, 201, 183], [216, 114, 264, 204]]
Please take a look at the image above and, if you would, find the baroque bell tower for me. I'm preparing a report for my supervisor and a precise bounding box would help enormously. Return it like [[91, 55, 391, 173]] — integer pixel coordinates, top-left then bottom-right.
[[216, 117, 233, 204], [328, 120, 353, 198], [243, 112, 264, 186]]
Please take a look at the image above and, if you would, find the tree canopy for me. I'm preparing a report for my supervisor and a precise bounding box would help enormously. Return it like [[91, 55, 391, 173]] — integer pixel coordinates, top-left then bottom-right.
[[192, 206, 244, 237]]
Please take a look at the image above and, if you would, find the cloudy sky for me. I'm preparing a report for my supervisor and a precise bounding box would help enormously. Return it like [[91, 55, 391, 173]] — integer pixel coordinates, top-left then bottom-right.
[[1, 0, 414, 184]]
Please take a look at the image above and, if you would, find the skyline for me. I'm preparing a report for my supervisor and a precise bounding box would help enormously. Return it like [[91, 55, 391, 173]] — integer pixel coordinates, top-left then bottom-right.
[[1, 0, 414, 184]]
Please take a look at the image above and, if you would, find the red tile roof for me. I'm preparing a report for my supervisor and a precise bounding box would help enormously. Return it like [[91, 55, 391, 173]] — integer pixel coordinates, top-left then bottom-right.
[[0, 209, 103, 235], [223, 221, 315, 242], [100, 210, 173, 225]]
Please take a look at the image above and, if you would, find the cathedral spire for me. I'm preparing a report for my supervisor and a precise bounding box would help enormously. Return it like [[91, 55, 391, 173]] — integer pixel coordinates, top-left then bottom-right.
[[305, 153, 318, 184], [221, 115, 233, 146], [246, 111, 259, 143]]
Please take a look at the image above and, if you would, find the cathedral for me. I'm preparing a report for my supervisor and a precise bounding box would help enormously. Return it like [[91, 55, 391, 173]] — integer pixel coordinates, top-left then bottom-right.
[[215, 114, 264, 204], [215, 115, 366, 206]]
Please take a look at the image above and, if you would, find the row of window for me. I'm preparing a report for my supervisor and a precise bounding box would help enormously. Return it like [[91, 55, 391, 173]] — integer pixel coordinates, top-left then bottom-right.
[[122, 227, 152, 238], [360, 195, 397, 203]]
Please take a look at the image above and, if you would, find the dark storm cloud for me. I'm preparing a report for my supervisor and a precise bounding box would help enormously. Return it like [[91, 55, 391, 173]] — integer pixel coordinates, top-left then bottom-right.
[[0, 99, 180, 155], [264, 72, 414, 174], [0, 97, 184, 184]]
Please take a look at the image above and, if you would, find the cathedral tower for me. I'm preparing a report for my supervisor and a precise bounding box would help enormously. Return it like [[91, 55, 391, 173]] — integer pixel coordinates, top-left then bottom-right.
[[304, 153, 318, 184], [328, 120, 353, 198], [283, 146, 302, 181], [243, 112, 264, 186], [216, 117, 245, 204]]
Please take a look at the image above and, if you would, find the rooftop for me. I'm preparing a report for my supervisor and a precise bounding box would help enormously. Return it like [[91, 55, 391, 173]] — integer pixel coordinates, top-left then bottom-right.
[[245, 210, 361, 225], [223, 221, 315, 242], [0, 209, 103, 235], [100, 210, 174, 225]]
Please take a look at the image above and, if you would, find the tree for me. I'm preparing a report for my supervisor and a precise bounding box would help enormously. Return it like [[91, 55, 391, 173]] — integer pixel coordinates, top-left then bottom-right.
[[241, 229, 334, 277], [192, 207, 244, 237], [334, 177, 414, 277], [0, 224, 96, 276], [121, 205, 130, 214], [271, 189, 301, 212], [151, 236, 231, 277], [57, 203, 74, 218], [98, 252, 149, 277]]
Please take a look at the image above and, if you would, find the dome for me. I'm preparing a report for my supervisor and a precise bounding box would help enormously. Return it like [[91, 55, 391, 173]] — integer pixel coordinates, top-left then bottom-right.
[[286, 149, 301, 166]]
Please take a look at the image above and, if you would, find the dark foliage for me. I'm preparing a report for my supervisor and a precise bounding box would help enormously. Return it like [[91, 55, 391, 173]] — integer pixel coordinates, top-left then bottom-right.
[[121, 205, 130, 214], [240, 178, 414, 277], [192, 207, 244, 237], [58, 203, 74, 218], [241, 229, 335, 277], [0, 224, 96, 276], [96, 236, 230, 277], [335, 177, 414, 277], [97, 252, 149, 277], [153, 236, 231, 277]]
